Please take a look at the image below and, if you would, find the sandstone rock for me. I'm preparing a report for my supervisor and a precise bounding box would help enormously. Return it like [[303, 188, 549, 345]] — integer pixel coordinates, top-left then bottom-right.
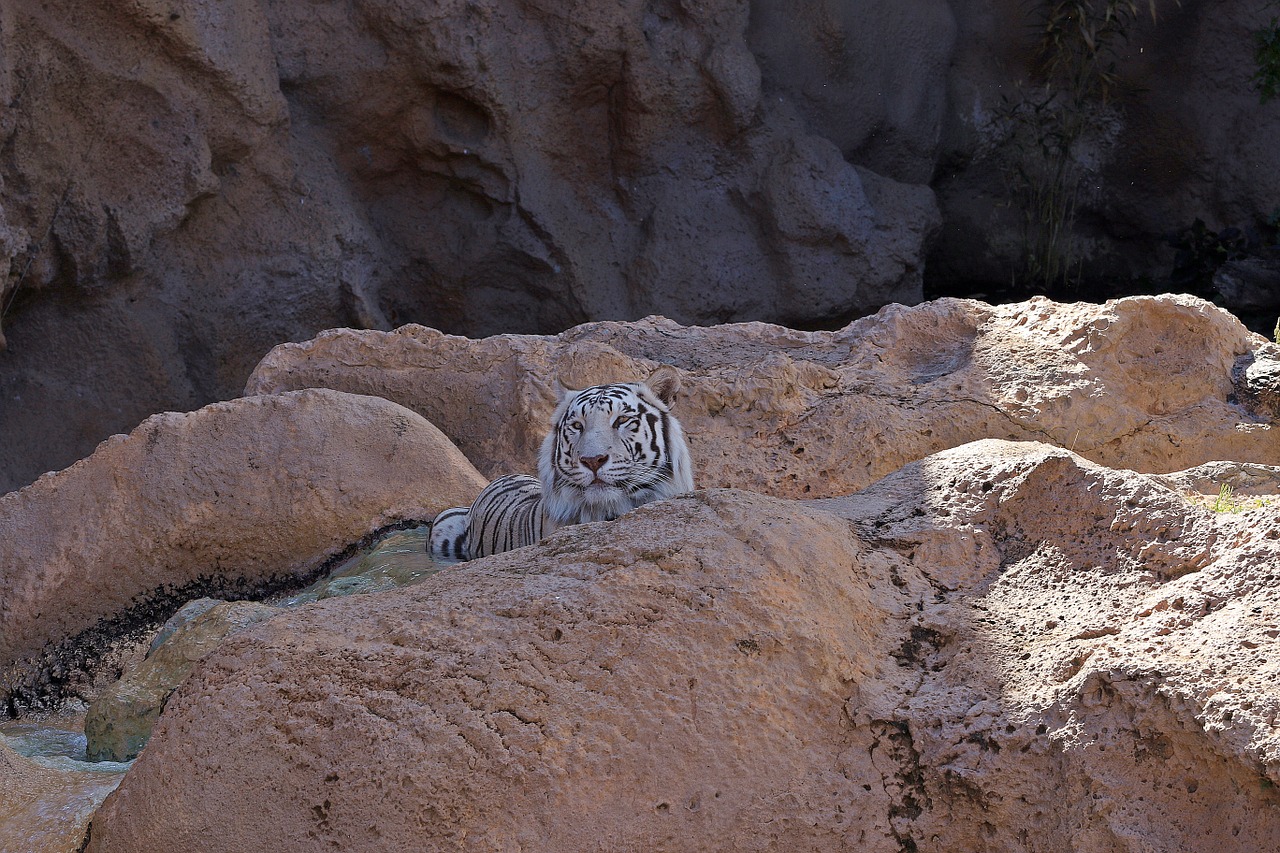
[[85, 489, 920, 852], [85, 600, 276, 763], [0, 388, 486, 704], [246, 294, 1279, 498], [83, 442, 1280, 851], [1156, 460, 1280, 498], [810, 440, 1280, 849]]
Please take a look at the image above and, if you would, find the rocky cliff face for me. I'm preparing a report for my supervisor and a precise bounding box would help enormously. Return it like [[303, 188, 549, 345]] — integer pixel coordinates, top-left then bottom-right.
[[3, 1, 1276, 494], [0, 0, 939, 492]]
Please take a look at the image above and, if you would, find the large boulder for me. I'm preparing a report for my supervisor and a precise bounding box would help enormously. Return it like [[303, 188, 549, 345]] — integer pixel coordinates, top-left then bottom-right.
[[245, 294, 1280, 497], [0, 388, 485, 705], [83, 441, 1280, 851]]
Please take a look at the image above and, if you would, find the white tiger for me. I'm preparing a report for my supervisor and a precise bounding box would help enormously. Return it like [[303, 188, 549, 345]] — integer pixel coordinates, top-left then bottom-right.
[[429, 366, 694, 561]]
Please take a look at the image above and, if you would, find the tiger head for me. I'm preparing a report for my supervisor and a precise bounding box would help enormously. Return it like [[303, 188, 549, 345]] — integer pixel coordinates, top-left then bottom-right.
[[538, 366, 695, 525]]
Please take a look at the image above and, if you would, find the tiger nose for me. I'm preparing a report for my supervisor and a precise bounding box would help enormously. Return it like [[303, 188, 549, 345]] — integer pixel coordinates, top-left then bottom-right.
[[580, 454, 608, 473]]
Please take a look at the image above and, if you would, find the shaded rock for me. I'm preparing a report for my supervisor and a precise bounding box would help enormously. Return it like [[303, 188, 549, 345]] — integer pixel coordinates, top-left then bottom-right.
[[932, 1, 1280, 296], [83, 442, 1280, 851], [748, 0, 957, 184], [0, 388, 486, 703], [0, 0, 939, 496], [85, 600, 276, 763], [246, 294, 1279, 499], [1233, 347, 1280, 420], [145, 598, 225, 656], [1155, 460, 1280, 498], [1214, 258, 1280, 313]]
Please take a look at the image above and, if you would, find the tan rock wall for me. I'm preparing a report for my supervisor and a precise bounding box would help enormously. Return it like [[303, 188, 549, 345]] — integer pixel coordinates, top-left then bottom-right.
[[246, 295, 1279, 498]]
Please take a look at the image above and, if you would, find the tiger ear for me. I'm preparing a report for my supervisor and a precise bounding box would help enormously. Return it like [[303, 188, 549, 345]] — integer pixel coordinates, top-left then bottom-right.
[[553, 378, 578, 401], [645, 365, 681, 406]]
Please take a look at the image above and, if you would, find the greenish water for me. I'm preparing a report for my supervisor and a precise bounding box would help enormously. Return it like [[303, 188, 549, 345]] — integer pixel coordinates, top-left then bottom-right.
[[278, 525, 452, 606], [1, 714, 131, 773], [0, 709, 130, 853]]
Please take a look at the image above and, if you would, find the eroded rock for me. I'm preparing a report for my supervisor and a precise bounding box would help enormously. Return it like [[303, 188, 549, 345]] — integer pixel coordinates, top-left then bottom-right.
[[246, 294, 1279, 498], [84, 600, 277, 762], [0, 388, 486, 705], [83, 442, 1280, 851]]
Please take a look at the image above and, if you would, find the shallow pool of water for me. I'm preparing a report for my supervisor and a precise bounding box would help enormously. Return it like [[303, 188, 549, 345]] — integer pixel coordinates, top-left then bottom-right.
[[278, 525, 453, 605], [0, 708, 131, 853]]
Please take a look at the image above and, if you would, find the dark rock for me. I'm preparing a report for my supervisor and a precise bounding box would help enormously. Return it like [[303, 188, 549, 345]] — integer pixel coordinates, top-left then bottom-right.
[[1214, 258, 1280, 312]]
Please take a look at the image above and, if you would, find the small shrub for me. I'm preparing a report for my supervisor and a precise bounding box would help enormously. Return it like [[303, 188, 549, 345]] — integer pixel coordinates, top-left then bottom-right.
[[1255, 8, 1280, 103], [1205, 483, 1274, 513]]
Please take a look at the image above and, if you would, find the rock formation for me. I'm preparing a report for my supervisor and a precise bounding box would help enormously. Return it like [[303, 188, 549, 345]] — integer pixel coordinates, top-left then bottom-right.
[[0, 388, 486, 707], [0, 295, 1274, 848], [0, 739, 123, 853], [5, 0, 1277, 496], [84, 600, 276, 763], [82, 443, 1280, 852], [0, 0, 940, 494], [246, 294, 1280, 498]]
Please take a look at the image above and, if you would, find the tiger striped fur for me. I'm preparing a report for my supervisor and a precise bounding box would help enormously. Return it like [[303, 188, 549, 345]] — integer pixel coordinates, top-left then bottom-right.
[[428, 366, 693, 562]]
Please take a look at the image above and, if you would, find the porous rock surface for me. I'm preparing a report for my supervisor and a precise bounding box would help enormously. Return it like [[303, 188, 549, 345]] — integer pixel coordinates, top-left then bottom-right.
[[246, 294, 1279, 498], [84, 441, 1280, 852], [0, 388, 486, 699]]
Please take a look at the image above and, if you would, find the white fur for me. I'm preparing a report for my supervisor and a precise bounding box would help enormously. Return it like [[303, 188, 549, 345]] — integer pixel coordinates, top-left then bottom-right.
[[538, 371, 694, 526]]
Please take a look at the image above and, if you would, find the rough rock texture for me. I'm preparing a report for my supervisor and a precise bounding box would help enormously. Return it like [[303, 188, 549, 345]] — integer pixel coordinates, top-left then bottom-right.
[[0, 388, 486, 700], [748, 0, 957, 185], [246, 294, 1280, 498], [1234, 346, 1280, 420], [1157, 461, 1280, 498], [84, 600, 276, 762], [0, 0, 939, 495], [84, 442, 1280, 852]]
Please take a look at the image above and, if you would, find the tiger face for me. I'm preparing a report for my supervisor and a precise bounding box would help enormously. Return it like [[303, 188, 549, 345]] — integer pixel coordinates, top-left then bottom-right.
[[538, 366, 694, 525]]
